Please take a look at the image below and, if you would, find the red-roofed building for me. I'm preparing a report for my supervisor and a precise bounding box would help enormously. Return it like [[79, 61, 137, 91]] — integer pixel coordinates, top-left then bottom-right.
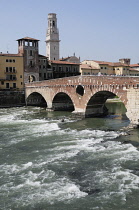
[[50, 60, 80, 78], [80, 59, 132, 76]]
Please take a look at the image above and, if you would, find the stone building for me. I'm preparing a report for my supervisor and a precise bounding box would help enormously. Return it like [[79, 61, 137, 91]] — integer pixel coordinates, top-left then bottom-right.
[[17, 37, 40, 83], [50, 60, 80, 78], [80, 59, 138, 76], [39, 55, 53, 80]]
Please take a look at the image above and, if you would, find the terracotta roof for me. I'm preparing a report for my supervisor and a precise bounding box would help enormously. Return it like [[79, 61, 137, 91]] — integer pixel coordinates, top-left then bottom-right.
[[0, 53, 22, 57], [80, 64, 99, 70], [130, 64, 139, 67], [39, 54, 48, 58], [93, 60, 113, 65], [50, 60, 80, 65], [93, 60, 129, 67], [129, 68, 139, 71], [112, 62, 128, 67], [16, 37, 40, 41]]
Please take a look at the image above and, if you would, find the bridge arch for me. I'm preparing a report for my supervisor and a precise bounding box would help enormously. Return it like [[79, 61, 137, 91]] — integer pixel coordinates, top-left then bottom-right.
[[52, 92, 75, 111], [26, 92, 47, 107], [85, 90, 127, 117]]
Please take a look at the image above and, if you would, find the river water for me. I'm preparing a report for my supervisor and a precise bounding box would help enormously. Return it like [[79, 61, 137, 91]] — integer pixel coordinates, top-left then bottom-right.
[[0, 103, 139, 210]]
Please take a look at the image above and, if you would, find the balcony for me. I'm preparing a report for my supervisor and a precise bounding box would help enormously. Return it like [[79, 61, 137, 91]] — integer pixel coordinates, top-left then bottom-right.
[[6, 76, 17, 81], [5, 70, 17, 74]]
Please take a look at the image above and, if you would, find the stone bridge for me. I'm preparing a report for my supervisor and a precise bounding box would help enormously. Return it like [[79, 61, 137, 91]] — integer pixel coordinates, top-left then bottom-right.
[[25, 75, 139, 125]]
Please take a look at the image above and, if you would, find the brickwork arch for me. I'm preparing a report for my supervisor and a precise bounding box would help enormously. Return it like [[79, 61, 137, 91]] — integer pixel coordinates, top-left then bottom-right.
[[25, 75, 139, 125], [51, 88, 78, 110], [84, 88, 127, 109]]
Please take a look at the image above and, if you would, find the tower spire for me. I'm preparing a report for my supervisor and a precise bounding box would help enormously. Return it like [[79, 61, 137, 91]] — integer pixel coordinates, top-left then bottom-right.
[[46, 13, 60, 60]]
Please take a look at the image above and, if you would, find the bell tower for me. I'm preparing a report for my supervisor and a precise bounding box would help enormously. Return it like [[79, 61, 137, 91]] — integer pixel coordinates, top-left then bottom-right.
[[46, 13, 60, 61]]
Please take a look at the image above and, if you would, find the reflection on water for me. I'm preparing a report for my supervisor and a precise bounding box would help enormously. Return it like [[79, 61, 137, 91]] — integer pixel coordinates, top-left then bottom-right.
[[106, 101, 127, 115]]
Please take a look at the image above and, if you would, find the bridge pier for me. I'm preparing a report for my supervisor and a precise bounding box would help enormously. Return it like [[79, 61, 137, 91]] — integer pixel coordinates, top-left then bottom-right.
[[72, 108, 86, 117], [85, 104, 108, 117], [126, 88, 139, 126]]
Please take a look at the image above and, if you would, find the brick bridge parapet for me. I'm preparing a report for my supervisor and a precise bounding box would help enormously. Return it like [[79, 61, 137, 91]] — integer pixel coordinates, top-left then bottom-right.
[[25, 75, 139, 125]]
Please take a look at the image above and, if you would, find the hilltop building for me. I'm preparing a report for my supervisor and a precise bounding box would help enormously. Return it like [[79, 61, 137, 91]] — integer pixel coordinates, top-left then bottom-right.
[[80, 59, 139, 76], [60, 54, 80, 64]]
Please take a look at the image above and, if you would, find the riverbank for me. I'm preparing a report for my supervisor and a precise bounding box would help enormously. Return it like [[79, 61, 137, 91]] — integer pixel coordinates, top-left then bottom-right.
[[0, 90, 25, 107]]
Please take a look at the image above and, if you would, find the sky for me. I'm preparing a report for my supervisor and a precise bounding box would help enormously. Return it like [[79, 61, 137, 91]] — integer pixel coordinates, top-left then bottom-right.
[[1, 0, 139, 64]]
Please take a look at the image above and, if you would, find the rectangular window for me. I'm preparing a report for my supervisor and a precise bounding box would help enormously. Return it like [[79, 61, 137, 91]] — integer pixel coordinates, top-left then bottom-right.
[[6, 83, 9, 88], [13, 83, 16, 88], [13, 67, 16, 73], [30, 50, 33, 56], [6, 67, 9, 72], [6, 59, 8, 62], [20, 75, 22, 78], [44, 73, 46, 79], [1, 81, 4, 85], [9, 67, 12, 72], [13, 75, 16, 80], [30, 60, 33, 67], [13, 59, 15, 63]]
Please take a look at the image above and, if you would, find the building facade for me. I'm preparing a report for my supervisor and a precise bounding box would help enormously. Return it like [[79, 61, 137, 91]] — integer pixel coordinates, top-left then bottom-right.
[[80, 59, 132, 76], [39, 55, 53, 80], [50, 60, 80, 78], [0, 54, 24, 90], [46, 13, 60, 61]]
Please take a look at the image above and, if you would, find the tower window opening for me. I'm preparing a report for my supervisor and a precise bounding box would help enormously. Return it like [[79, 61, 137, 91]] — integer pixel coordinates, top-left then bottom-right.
[[25, 41, 28, 46], [53, 21, 55, 26]]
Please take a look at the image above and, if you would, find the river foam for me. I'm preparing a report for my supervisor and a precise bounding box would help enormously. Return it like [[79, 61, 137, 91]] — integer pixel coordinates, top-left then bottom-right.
[[0, 107, 139, 209]]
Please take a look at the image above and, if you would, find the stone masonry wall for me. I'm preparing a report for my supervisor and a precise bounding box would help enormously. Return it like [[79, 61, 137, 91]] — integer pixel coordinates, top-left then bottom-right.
[[0, 91, 25, 107]]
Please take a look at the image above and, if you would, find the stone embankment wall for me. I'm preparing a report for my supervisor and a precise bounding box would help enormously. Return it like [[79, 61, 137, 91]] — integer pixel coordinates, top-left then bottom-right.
[[0, 91, 25, 107]]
